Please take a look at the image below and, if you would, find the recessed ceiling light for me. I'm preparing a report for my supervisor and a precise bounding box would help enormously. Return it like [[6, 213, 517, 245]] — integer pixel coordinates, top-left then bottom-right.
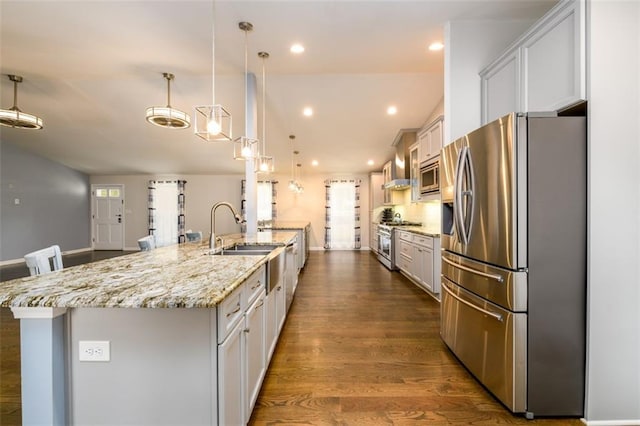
[[290, 44, 305, 54], [387, 106, 397, 115], [367, 160, 374, 166], [428, 42, 444, 51], [311, 160, 319, 166], [303, 107, 313, 117]]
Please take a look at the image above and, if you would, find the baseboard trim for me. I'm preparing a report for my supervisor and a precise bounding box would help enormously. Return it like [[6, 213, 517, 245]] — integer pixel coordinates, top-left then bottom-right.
[[581, 420, 640, 425], [61, 247, 92, 256], [1, 247, 93, 266]]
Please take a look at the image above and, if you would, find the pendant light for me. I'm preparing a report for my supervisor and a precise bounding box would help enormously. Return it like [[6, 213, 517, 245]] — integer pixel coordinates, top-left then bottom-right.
[[0, 75, 43, 130], [233, 21, 259, 160], [194, 0, 232, 141], [256, 51, 274, 173], [288, 134, 303, 193], [146, 73, 191, 129]]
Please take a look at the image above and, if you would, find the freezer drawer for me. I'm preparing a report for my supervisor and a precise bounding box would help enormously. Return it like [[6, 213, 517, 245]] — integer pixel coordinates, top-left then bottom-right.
[[440, 277, 527, 413], [441, 251, 527, 312]]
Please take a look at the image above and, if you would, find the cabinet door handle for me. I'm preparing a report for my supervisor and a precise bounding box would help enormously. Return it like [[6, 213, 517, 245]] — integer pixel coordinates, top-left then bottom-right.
[[244, 328, 250, 333], [251, 281, 261, 290], [226, 303, 241, 317], [255, 300, 264, 310]]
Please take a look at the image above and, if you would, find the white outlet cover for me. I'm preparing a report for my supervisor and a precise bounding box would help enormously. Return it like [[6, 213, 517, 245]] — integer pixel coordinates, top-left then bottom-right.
[[79, 340, 110, 362]]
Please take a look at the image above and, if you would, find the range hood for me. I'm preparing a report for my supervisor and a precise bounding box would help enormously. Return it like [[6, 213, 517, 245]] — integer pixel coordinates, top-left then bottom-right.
[[384, 128, 418, 190]]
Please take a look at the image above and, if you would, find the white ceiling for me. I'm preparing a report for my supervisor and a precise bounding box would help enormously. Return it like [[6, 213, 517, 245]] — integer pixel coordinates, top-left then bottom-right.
[[0, 0, 555, 176]]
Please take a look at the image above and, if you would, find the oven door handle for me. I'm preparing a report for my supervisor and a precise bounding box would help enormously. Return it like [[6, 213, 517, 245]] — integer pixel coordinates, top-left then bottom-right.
[[442, 282, 503, 322], [442, 256, 504, 283]]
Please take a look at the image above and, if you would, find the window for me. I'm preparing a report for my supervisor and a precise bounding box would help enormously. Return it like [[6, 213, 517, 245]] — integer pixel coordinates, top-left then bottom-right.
[[241, 180, 277, 227], [257, 181, 273, 221], [324, 180, 361, 250], [153, 183, 178, 247], [148, 180, 187, 247]]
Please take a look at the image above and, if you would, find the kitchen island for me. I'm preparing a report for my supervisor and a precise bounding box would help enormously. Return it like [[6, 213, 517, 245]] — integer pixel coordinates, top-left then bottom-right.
[[0, 231, 297, 426], [261, 221, 310, 270]]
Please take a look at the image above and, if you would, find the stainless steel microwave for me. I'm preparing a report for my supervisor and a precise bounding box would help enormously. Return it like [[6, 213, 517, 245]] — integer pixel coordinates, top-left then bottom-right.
[[420, 159, 439, 195]]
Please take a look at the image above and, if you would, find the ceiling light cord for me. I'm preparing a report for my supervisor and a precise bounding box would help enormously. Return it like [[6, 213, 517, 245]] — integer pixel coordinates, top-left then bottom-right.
[[211, 0, 216, 105]]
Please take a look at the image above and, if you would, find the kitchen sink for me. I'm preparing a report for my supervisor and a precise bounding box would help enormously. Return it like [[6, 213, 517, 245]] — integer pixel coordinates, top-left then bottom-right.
[[212, 249, 271, 256], [226, 244, 280, 251]]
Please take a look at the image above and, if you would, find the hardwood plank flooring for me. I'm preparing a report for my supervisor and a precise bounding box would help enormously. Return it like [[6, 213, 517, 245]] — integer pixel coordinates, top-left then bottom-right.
[[249, 251, 583, 425]]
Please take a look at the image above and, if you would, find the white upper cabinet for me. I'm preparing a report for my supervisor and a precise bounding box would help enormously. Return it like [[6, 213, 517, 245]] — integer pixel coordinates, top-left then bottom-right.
[[480, 48, 521, 124], [418, 116, 444, 165], [480, 0, 585, 124]]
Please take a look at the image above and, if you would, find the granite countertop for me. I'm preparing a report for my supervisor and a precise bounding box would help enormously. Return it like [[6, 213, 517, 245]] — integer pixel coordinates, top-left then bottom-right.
[[263, 221, 310, 230], [398, 226, 441, 238], [0, 231, 296, 310]]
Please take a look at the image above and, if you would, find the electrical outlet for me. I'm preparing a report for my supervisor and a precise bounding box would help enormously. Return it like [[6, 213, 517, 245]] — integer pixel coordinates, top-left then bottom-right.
[[79, 341, 110, 362]]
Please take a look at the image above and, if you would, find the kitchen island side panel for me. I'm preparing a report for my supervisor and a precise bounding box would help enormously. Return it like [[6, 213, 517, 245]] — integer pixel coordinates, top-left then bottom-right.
[[69, 308, 216, 425], [526, 116, 587, 415]]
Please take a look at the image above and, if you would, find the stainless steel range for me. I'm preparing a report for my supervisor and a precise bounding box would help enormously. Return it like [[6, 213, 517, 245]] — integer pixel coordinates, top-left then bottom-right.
[[376, 221, 422, 270]]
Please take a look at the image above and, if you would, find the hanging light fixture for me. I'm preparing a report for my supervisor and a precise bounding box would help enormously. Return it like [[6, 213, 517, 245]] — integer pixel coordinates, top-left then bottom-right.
[[0, 75, 43, 130], [256, 51, 274, 173], [288, 135, 298, 191], [234, 21, 259, 160], [146, 73, 191, 129], [296, 163, 304, 193], [194, 0, 232, 141]]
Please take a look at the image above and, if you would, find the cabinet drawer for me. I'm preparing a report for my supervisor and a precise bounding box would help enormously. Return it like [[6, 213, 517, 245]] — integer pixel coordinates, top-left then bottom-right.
[[245, 265, 266, 307], [217, 285, 244, 343], [397, 230, 412, 242], [397, 255, 412, 273], [398, 240, 413, 258], [413, 234, 433, 249]]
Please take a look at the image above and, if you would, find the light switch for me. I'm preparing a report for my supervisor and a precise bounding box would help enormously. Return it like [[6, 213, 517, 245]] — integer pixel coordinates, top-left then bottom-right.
[[14, 198, 20, 205]]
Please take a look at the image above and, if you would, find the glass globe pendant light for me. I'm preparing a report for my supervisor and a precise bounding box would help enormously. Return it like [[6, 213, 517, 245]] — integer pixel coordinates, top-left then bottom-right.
[[0, 75, 43, 130], [234, 21, 259, 160], [145, 73, 191, 129], [194, 0, 232, 141], [256, 51, 274, 173]]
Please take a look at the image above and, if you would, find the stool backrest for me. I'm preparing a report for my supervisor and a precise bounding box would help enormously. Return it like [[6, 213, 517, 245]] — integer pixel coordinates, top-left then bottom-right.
[[186, 231, 203, 242], [137, 235, 156, 251], [24, 245, 64, 276]]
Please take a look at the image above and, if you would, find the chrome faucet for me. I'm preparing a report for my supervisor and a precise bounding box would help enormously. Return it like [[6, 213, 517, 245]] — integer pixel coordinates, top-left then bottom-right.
[[210, 202, 245, 249]]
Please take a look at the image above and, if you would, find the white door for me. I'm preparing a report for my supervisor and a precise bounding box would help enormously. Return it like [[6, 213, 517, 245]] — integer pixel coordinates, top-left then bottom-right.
[[92, 184, 124, 250]]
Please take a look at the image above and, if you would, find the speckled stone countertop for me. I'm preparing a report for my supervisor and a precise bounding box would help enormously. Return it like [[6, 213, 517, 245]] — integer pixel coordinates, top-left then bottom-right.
[[262, 221, 310, 230], [0, 231, 296, 309], [401, 226, 441, 238]]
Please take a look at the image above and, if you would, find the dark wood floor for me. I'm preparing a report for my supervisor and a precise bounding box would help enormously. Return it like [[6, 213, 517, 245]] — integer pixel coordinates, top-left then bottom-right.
[[0, 250, 582, 425], [249, 251, 582, 425]]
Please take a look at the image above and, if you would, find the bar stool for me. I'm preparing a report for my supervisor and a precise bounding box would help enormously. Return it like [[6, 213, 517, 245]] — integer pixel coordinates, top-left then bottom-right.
[[186, 231, 203, 242], [137, 235, 156, 251], [24, 245, 64, 276]]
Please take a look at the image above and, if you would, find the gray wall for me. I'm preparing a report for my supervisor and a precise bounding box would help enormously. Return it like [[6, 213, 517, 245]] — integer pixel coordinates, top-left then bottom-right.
[[0, 140, 90, 261]]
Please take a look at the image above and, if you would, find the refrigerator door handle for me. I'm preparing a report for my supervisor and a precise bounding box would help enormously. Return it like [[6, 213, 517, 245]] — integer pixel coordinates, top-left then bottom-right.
[[454, 148, 466, 244], [442, 256, 504, 283], [455, 146, 474, 245], [442, 282, 503, 322]]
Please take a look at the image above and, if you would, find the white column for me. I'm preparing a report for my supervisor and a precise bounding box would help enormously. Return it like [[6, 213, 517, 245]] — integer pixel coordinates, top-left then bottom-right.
[[12, 307, 68, 426], [244, 73, 258, 235]]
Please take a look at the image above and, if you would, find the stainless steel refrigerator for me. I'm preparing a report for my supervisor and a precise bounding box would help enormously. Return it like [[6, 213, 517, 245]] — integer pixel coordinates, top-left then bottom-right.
[[440, 112, 586, 418]]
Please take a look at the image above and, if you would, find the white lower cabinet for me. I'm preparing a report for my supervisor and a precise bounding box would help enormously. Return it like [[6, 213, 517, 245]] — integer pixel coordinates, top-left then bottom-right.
[[217, 265, 269, 426], [245, 290, 267, 418], [396, 230, 441, 299], [218, 319, 244, 426]]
